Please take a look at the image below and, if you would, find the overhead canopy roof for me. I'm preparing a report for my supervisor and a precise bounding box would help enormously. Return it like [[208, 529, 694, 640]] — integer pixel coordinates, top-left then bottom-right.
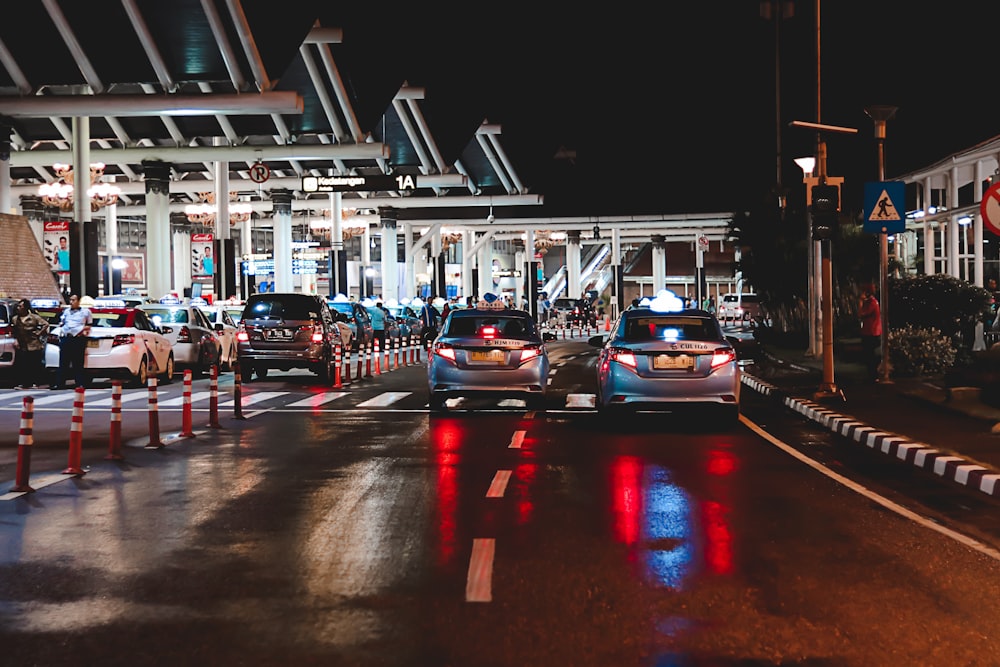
[[0, 0, 541, 225]]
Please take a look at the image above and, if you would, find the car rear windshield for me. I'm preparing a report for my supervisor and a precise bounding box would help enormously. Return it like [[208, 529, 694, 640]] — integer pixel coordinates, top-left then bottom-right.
[[446, 315, 536, 339], [246, 296, 320, 320], [91, 312, 130, 328], [623, 316, 718, 342], [144, 307, 188, 323]]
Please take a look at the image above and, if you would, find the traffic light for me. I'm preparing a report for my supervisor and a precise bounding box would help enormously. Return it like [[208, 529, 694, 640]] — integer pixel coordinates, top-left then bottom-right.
[[811, 184, 839, 240]]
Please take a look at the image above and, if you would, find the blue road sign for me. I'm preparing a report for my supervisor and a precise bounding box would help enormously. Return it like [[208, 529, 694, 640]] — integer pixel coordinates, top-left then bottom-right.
[[863, 181, 905, 233]]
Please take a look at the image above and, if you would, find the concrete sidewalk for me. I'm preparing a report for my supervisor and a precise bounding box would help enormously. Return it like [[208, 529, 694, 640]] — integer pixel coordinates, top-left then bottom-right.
[[742, 342, 1000, 500]]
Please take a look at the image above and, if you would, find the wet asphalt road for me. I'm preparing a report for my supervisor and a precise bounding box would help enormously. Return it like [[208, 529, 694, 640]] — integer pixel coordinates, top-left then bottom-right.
[[1, 340, 1000, 666]]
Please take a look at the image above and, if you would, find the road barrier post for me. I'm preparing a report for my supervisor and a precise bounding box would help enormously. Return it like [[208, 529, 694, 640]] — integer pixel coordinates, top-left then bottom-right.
[[12, 396, 35, 492], [356, 344, 363, 381], [232, 361, 245, 420], [208, 364, 221, 428], [373, 338, 381, 375], [145, 377, 162, 449], [365, 340, 373, 378], [105, 381, 124, 460], [63, 387, 87, 472], [334, 341, 343, 388], [181, 370, 194, 437], [393, 337, 399, 370]]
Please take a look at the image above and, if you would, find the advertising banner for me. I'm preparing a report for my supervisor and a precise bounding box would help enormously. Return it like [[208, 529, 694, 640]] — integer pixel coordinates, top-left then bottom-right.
[[43, 220, 71, 274], [192, 232, 214, 277]]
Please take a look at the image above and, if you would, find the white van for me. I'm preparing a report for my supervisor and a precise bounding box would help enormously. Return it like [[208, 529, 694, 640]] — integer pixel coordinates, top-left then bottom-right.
[[718, 293, 761, 322]]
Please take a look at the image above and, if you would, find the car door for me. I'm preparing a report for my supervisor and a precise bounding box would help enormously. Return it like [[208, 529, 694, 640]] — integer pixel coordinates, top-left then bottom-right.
[[135, 310, 171, 375]]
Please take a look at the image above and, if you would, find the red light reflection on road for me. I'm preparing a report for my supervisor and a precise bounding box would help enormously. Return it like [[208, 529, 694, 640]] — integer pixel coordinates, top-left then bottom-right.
[[609, 456, 643, 546], [430, 418, 466, 567], [511, 463, 537, 525], [702, 447, 736, 575]]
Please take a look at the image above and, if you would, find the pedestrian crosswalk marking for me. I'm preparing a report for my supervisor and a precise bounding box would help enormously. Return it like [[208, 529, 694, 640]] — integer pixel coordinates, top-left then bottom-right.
[[159, 391, 214, 407], [90, 390, 154, 407], [219, 391, 285, 408], [286, 392, 348, 407], [357, 391, 411, 407]]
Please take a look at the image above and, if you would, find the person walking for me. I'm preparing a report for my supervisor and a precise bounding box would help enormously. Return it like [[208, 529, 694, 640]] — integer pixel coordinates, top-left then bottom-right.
[[858, 285, 882, 382], [11, 298, 50, 389], [419, 297, 441, 348], [52, 294, 93, 390], [370, 300, 387, 350]]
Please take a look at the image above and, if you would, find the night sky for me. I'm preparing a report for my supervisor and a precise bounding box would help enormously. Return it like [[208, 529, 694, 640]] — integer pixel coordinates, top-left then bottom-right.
[[317, 2, 1000, 218]]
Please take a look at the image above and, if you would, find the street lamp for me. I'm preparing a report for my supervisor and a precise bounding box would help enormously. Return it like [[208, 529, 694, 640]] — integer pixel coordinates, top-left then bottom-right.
[[795, 156, 821, 359]]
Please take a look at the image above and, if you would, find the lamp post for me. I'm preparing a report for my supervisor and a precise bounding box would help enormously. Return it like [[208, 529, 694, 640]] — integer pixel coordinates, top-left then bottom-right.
[[866, 104, 898, 384], [794, 155, 820, 358]]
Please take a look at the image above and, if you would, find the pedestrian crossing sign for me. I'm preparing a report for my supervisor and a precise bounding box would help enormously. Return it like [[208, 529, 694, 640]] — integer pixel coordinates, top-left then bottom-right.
[[863, 181, 905, 233]]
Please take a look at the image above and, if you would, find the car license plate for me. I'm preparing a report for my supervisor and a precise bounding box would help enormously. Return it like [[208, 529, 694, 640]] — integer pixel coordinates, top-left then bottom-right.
[[86, 339, 100, 349], [653, 354, 693, 370], [265, 328, 292, 340], [470, 349, 505, 362]]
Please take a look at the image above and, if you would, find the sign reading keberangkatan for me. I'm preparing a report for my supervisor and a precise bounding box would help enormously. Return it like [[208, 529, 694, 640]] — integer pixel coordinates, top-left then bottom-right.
[[301, 174, 418, 193]]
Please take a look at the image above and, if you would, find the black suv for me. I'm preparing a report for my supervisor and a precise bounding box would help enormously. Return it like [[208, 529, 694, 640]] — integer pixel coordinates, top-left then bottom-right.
[[235, 293, 339, 384]]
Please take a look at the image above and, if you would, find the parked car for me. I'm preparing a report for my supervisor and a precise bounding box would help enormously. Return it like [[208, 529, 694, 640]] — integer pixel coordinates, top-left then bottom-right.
[[197, 301, 240, 370], [139, 298, 222, 375], [718, 293, 761, 323], [588, 291, 740, 425], [236, 292, 339, 384], [0, 298, 23, 379], [550, 297, 597, 326], [385, 302, 424, 343], [327, 296, 374, 352], [427, 298, 550, 411], [44, 301, 175, 387]]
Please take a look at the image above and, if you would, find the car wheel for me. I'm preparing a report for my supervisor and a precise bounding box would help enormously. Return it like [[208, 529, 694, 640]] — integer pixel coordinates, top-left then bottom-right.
[[241, 362, 254, 382], [131, 357, 148, 388], [255, 366, 268, 380], [428, 393, 446, 412], [161, 354, 175, 383]]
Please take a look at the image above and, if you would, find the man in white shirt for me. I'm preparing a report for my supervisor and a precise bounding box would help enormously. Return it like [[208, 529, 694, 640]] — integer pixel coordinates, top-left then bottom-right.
[[52, 294, 93, 390]]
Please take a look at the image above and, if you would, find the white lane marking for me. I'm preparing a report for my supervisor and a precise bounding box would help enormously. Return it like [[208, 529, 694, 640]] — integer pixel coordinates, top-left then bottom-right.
[[0, 472, 74, 500], [465, 538, 495, 603], [158, 390, 215, 407], [565, 393, 596, 408], [219, 391, 285, 408], [741, 415, 1000, 562], [357, 391, 412, 407], [286, 392, 349, 407], [486, 470, 512, 498], [89, 390, 150, 407], [508, 430, 526, 449]]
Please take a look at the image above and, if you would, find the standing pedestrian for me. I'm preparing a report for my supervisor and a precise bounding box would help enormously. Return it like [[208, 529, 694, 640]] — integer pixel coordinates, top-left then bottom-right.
[[370, 300, 386, 350], [52, 294, 93, 390], [858, 285, 882, 381], [11, 298, 50, 389]]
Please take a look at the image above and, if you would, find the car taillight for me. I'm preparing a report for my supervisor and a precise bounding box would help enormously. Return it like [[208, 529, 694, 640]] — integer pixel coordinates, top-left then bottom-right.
[[311, 326, 323, 343], [711, 348, 737, 368], [433, 342, 456, 361], [609, 348, 637, 369], [0, 324, 10, 337], [176, 325, 192, 343], [112, 334, 135, 347], [520, 346, 541, 363], [236, 323, 249, 342], [479, 325, 498, 338]]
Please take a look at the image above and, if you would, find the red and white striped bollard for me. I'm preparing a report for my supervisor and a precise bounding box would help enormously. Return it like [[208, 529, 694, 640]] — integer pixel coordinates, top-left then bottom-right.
[[63, 387, 87, 473], [105, 381, 124, 460], [12, 396, 35, 492]]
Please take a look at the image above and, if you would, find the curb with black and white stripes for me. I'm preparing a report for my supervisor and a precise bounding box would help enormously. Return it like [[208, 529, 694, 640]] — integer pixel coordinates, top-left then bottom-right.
[[741, 372, 1000, 499]]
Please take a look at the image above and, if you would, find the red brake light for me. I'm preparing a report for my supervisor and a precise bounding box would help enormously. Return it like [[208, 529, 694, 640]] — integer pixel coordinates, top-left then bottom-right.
[[610, 349, 637, 369], [0, 324, 10, 337], [111, 333, 135, 347], [480, 325, 497, 338], [433, 343, 456, 361], [176, 325, 192, 343], [311, 326, 323, 343], [520, 346, 541, 362], [711, 348, 737, 368]]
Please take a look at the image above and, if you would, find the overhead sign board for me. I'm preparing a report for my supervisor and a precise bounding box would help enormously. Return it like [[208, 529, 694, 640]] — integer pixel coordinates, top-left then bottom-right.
[[863, 181, 906, 234], [301, 174, 418, 193], [981, 181, 1000, 237]]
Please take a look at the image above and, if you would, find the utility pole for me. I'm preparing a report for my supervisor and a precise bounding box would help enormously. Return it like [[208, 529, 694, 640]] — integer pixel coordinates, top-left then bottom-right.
[[866, 105, 898, 384]]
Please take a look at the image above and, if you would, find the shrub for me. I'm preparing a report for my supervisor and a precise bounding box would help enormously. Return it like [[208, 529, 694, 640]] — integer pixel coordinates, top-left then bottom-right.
[[887, 325, 956, 377]]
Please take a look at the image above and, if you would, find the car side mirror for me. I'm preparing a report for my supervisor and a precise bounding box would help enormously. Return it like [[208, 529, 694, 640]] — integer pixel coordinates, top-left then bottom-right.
[[215, 323, 224, 332]]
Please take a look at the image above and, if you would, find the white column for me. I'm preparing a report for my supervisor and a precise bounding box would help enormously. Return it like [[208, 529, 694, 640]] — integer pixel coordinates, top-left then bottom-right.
[[477, 238, 491, 299], [71, 117, 93, 295], [361, 222, 372, 299], [923, 177, 934, 276], [610, 227, 622, 318], [514, 246, 525, 307], [949, 167, 961, 278], [461, 227, 476, 299], [173, 231, 191, 295], [143, 160, 172, 299], [974, 159, 985, 286], [403, 221, 415, 300], [379, 209, 398, 303], [271, 189, 293, 292], [566, 231, 581, 299], [651, 234, 667, 292], [213, 137, 231, 300]]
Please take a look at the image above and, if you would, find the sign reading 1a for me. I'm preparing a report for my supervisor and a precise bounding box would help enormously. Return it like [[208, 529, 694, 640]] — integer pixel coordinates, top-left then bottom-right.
[[301, 174, 418, 193]]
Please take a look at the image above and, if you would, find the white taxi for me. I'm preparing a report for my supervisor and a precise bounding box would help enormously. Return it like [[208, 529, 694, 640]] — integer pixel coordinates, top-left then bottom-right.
[[44, 300, 175, 387], [196, 300, 239, 370]]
